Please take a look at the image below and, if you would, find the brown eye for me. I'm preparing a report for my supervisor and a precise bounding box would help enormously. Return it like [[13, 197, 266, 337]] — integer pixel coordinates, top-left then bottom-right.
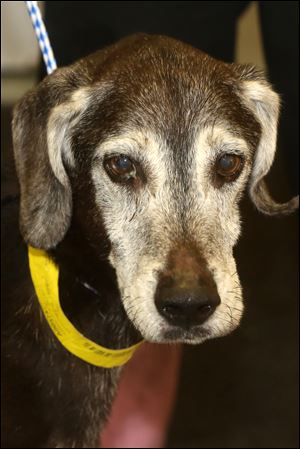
[[104, 155, 136, 182], [216, 154, 243, 180]]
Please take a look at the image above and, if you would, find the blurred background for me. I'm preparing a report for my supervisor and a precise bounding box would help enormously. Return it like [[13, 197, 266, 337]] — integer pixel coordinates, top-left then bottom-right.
[[1, 1, 299, 447], [2, 1, 265, 101]]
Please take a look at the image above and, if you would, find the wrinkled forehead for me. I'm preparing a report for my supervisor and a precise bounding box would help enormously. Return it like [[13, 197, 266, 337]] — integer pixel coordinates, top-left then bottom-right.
[[95, 126, 250, 161], [72, 102, 258, 167], [71, 62, 261, 157]]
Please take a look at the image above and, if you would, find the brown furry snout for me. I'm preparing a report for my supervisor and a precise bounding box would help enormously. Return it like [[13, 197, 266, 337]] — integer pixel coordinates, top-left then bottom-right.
[[158, 245, 216, 290], [154, 245, 220, 327]]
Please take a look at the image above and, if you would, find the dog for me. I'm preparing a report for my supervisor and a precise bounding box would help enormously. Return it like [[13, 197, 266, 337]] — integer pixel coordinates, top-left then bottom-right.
[[2, 34, 298, 448]]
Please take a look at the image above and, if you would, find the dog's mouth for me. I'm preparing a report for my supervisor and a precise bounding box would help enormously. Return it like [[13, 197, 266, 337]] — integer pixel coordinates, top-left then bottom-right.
[[161, 325, 212, 343], [120, 272, 243, 345], [131, 308, 242, 345]]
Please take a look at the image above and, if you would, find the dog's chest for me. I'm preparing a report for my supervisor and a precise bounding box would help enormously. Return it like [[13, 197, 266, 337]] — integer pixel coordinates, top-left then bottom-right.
[[43, 360, 122, 447]]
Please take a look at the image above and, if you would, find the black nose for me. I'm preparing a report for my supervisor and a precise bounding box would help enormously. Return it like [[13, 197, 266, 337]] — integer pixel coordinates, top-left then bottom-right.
[[155, 278, 220, 327]]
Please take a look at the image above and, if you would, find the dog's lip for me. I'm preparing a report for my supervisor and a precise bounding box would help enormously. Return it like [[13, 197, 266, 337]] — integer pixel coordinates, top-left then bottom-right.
[[161, 325, 211, 342]]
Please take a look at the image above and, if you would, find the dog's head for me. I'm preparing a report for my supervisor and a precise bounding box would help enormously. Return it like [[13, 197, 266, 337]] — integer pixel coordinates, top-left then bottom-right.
[[13, 35, 298, 344]]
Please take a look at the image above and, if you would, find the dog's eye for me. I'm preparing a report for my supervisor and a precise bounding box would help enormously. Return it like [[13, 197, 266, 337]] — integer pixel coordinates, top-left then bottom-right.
[[216, 154, 243, 181], [104, 155, 136, 182]]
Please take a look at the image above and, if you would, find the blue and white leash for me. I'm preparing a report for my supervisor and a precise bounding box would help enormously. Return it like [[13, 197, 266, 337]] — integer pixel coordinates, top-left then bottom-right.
[[25, 1, 57, 74]]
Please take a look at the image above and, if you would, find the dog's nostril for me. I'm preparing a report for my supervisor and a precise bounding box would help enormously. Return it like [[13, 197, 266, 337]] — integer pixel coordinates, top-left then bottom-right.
[[192, 303, 215, 324], [156, 294, 218, 327], [197, 304, 212, 314], [162, 303, 182, 317]]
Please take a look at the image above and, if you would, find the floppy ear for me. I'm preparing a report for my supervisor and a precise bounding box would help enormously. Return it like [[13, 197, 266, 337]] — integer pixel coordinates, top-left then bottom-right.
[[12, 68, 89, 249], [234, 64, 298, 215]]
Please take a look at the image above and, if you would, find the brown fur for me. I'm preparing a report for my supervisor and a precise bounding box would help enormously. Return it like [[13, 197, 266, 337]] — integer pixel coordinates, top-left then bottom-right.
[[2, 34, 298, 447]]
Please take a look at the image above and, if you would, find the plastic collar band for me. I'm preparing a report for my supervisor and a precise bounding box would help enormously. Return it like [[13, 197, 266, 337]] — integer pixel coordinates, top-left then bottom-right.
[[28, 246, 142, 368]]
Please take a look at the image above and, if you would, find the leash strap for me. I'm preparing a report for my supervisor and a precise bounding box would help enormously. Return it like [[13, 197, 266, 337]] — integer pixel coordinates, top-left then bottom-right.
[[25, 1, 57, 74]]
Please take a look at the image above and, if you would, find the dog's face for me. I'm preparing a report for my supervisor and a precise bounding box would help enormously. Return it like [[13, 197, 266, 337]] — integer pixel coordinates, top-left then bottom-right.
[[93, 126, 246, 343], [13, 35, 298, 344]]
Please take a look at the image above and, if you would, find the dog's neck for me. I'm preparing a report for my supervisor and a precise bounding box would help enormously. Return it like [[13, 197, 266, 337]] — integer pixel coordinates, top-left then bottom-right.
[[49, 222, 141, 351], [28, 220, 141, 443]]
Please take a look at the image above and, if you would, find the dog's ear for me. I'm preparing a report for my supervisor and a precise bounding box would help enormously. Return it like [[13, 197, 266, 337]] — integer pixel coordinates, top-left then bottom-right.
[[12, 68, 89, 249], [233, 64, 298, 215]]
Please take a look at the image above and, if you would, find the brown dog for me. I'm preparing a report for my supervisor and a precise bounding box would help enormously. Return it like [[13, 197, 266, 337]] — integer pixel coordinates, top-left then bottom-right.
[[2, 34, 298, 447]]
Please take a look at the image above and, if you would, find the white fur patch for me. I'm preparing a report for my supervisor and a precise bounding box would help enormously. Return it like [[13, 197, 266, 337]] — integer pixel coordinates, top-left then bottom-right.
[[92, 126, 251, 343], [241, 80, 280, 194], [47, 85, 113, 186]]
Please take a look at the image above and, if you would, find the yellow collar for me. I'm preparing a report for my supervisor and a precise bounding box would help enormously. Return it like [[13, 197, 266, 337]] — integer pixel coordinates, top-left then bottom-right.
[[28, 246, 143, 368]]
